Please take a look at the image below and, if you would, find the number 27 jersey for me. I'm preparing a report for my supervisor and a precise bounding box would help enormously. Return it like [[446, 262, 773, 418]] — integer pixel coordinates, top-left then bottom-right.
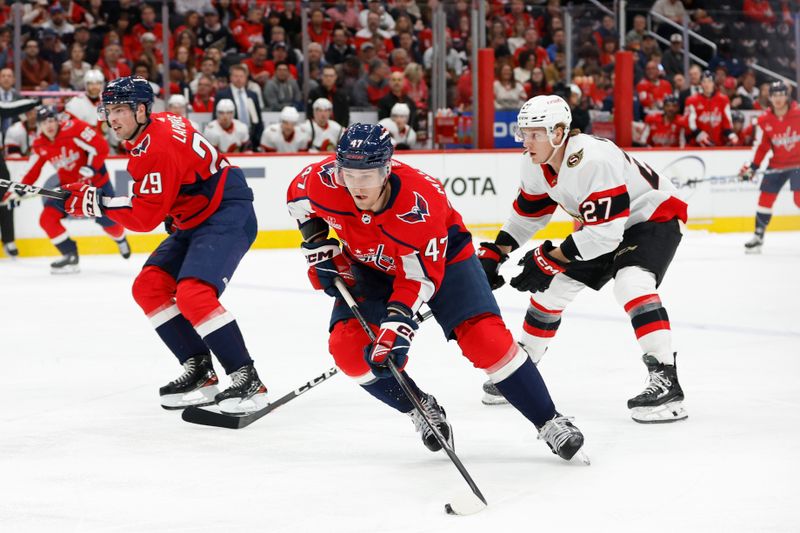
[[104, 112, 252, 233], [503, 133, 688, 261]]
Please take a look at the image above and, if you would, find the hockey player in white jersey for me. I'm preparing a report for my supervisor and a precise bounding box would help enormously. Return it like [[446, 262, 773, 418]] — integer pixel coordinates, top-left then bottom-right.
[[478, 95, 689, 423], [260, 106, 310, 153], [3, 107, 37, 157], [64, 69, 104, 132], [378, 103, 417, 149], [300, 98, 342, 152], [203, 99, 251, 153], [166, 94, 200, 131]]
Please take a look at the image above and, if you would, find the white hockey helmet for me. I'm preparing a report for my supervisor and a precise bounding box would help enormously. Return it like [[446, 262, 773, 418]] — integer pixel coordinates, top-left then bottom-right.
[[167, 94, 187, 109], [312, 98, 332, 111], [217, 98, 235, 113], [280, 106, 300, 123], [515, 95, 572, 148], [85, 69, 105, 85], [390, 102, 411, 118]]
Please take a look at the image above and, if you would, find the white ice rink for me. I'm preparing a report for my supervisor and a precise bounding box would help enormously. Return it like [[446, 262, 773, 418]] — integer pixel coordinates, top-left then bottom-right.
[[2, 231, 799, 533]]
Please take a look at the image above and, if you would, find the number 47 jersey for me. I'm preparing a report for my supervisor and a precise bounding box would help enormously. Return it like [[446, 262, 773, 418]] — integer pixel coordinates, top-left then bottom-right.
[[503, 133, 688, 261], [104, 112, 253, 233]]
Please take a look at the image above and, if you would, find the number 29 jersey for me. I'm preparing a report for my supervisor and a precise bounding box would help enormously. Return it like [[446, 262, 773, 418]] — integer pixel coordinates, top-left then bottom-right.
[[105, 112, 253, 233], [287, 156, 474, 315], [503, 133, 688, 261]]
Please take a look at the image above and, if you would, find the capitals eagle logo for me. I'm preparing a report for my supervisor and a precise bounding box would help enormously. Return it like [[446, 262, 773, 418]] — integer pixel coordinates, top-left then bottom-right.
[[130, 134, 151, 157], [397, 192, 429, 224]]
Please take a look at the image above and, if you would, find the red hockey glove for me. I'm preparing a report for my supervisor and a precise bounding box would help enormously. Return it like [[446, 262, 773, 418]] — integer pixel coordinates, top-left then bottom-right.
[[739, 162, 758, 182], [364, 313, 418, 378], [510, 240, 566, 293], [301, 238, 355, 297], [63, 182, 103, 218]]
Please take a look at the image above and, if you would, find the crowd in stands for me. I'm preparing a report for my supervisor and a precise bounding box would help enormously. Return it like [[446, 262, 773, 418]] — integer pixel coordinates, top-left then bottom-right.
[[0, 0, 796, 152]]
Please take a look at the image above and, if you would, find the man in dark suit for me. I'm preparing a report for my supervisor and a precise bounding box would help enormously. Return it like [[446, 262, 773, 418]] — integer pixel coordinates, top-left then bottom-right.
[[214, 64, 263, 150], [307, 65, 350, 126], [377, 71, 417, 130]]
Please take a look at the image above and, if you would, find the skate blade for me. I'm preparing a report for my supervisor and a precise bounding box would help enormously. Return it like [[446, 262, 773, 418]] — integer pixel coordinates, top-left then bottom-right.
[[217, 392, 270, 415], [51, 265, 80, 275], [631, 401, 688, 424], [161, 385, 220, 410], [573, 449, 591, 466], [744, 247, 762, 255], [481, 393, 509, 406]]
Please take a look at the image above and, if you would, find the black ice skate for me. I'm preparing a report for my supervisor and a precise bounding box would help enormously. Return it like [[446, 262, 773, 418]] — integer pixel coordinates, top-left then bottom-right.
[[408, 393, 454, 452], [3, 242, 19, 259], [50, 253, 79, 274], [744, 234, 763, 254], [160, 354, 220, 410], [481, 380, 509, 405], [215, 363, 269, 415], [627, 353, 688, 423], [538, 413, 587, 462], [116, 236, 131, 259]]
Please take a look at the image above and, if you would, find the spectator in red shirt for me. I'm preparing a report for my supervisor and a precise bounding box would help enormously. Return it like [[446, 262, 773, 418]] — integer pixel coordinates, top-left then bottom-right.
[[352, 58, 390, 106], [307, 8, 331, 48], [403, 62, 428, 113], [231, 6, 266, 53], [504, 0, 533, 35], [637, 60, 672, 115], [743, 0, 777, 24], [355, 11, 393, 53], [243, 43, 271, 87], [513, 28, 549, 68], [389, 48, 410, 73], [192, 74, 216, 112], [97, 43, 131, 82], [326, 0, 361, 32], [130, 4, 172, 58], [20, 39, 55, 90], [599, 37, 618, 67]]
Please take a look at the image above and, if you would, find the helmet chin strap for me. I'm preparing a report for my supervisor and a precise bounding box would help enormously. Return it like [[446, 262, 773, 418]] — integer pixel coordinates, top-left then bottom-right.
[[543, 129, 567, 165]]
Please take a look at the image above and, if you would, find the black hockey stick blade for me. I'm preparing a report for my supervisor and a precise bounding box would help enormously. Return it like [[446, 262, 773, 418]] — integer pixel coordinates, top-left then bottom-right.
[[182, 367, 339, 429]]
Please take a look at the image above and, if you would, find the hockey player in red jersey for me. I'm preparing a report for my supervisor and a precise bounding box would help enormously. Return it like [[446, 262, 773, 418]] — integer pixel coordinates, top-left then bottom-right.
[[685, 70, 737, 146], [478, 95, 688, 423], [287, 123, 587, 462], [2, 106, 130, 273], [60, 76, 267, 414], [644, 95, 687, 147], [730, 111, 755, 147], [739, 81, 800, 253]]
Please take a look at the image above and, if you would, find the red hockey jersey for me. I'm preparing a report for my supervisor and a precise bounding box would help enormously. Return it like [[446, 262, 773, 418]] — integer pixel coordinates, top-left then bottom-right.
[[287, 156, 475, 314], [685, 90, 734, 146], [751, 101, 800, 169], [21, 115, 109, 188], [645, 112, 688, 147], [636, 78, 672, 110], [103, 112, 248, 233]]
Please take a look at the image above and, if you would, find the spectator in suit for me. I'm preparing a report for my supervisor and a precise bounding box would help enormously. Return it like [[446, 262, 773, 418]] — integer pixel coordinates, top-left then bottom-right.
[[307, 64, 350, 126], [215, 63, 263, 148], [0, 68, 21, 134]]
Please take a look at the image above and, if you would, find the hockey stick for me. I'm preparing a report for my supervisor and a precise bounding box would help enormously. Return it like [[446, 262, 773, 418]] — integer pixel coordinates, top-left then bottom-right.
[[0, 178, 68, 202], [679, 166, 800, 188], [182, 308, 436, 430], [333, 277, 488, 516]]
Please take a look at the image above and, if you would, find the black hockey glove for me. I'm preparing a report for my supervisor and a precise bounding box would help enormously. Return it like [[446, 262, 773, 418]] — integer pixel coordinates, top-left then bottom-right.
[[510, 240, 566, 293], [164, 215, 177, 234], [477, 242, 508, 290]]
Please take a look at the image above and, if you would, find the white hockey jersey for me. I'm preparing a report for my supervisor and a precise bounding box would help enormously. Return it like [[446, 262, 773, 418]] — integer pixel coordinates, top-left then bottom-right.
[[378, 117, 417, 147], [300, 119, 342, 152], [260, 123, 310, 153], [502, 133, 688, 261], [2, 121, 35, 157], [65, 94, 100, 126], [204, 119, 250, 152]]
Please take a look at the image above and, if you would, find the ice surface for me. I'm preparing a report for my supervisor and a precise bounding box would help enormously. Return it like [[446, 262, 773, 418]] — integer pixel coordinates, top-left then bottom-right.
[[1, 231, 799, 532]]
